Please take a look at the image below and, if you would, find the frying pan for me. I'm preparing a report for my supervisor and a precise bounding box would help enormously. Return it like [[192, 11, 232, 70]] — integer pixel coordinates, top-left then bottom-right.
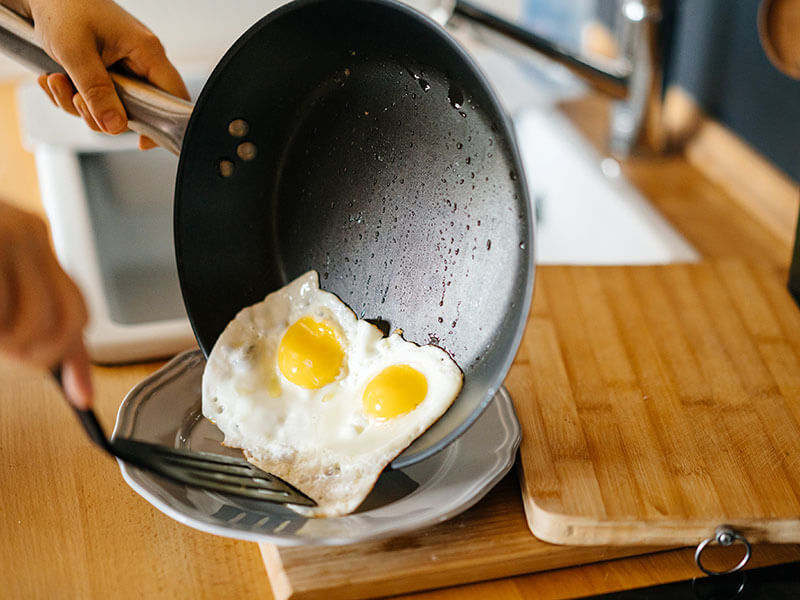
[[0, 0, 534, 468]]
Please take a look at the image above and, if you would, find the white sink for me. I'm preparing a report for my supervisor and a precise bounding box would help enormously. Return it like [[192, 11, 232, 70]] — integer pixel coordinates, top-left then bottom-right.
[[515, 107, 699, 265], [455, 27, 699, 266]]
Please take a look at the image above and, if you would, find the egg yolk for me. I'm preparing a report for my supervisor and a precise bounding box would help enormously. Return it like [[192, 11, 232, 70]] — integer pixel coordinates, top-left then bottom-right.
[[278, 316, 344, 389], [363, 364, 428, 420]]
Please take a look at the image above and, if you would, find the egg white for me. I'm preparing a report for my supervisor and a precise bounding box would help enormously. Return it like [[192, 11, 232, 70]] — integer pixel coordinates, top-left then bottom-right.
[[202, 270, 463, 517]]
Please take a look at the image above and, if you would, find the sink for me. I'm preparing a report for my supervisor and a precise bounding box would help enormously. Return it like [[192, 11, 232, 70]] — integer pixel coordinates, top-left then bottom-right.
[[515, 107, 699, 265], [452, 25, 700, 266]]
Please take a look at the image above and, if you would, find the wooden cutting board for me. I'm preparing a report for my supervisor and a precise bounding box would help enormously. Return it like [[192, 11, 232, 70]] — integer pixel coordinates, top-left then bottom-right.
[[511, 260, 800, 545], [259, 473, 657, 600]]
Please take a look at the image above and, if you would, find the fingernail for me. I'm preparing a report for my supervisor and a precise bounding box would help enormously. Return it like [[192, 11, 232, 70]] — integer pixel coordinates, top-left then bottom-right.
[[102, 110, 125, 134]]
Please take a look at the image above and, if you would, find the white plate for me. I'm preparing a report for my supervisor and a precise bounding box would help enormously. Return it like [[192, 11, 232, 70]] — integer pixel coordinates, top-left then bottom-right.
[[113, 350, 521, 545]]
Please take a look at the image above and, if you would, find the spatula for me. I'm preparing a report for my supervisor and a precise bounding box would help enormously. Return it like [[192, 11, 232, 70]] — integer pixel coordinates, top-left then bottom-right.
[[53, 369, 316, 506]]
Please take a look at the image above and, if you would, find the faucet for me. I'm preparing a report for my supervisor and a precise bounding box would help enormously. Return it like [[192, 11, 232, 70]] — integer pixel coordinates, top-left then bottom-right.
[[453, 0, 673, 157]]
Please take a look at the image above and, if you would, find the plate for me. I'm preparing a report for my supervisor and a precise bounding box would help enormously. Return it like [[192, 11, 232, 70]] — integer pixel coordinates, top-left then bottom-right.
[[113, 350, 521, 545]]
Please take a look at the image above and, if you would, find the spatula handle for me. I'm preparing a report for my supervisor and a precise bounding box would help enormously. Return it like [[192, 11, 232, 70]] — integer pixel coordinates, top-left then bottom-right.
[[0, 4, 192, 155], [50, 366, 113, 454]]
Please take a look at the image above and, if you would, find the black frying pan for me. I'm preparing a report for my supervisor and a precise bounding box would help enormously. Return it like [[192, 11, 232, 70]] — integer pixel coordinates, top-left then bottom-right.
[[0, 0, 534, 468]]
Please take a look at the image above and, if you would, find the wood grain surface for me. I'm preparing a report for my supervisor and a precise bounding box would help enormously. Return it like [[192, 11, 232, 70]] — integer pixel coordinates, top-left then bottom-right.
[[260, 475, 654, 600], [511, 261, 800, 545]]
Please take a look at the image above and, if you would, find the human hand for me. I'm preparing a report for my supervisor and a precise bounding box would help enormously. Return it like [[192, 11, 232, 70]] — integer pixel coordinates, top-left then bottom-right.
[[0, 200, 93, 408], [20, 0, 189, 150]]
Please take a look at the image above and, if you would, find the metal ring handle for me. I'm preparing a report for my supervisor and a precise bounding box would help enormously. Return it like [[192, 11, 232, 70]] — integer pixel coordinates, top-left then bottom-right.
[[694, 526, 752, 576]]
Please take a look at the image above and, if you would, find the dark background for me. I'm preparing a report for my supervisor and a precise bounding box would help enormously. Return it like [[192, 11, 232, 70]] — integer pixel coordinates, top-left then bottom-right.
[[670, 0, 799, 180]]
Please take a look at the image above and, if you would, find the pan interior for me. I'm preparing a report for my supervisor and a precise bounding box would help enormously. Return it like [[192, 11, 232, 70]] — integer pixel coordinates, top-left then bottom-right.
[[174, 0, 533, 465]]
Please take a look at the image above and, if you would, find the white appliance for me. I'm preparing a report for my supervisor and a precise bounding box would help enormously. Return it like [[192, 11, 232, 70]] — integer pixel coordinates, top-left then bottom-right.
[[18, 83, 199, 363]]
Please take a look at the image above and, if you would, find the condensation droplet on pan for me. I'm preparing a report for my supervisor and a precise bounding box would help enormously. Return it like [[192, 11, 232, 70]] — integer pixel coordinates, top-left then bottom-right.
[[447, 83, 464, 110]]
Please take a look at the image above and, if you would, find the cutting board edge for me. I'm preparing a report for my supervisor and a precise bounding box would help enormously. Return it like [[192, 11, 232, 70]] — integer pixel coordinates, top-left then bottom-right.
[[258, 541, 658, 600], [522, 496, 800, 546]]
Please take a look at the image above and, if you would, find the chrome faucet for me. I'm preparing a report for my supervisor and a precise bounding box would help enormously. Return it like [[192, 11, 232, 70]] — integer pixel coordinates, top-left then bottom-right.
[[453, 0, 673, 157]]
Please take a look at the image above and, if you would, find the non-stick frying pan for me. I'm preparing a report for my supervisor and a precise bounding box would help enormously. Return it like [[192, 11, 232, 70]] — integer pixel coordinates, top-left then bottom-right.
[[0, 0, 534, 468]]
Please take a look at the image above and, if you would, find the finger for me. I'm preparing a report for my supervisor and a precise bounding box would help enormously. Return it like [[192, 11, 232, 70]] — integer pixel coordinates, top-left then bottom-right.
[[0, 254, 16, 335], [37, 74, 57, 107], [138, 135, 157, 151], [46, 73, 80, 117], [61, 341, 93, 410], [52, 267, 88, 355], [38, 242, 88, 360], [73, 94, 102, 132], [59, 42, 127, 134], [122, 41, 190, 101], [4, 235, 59, 364]]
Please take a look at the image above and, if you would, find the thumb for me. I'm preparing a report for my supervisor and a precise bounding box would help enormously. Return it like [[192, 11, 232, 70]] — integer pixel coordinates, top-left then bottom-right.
[[60, 44, 127, 135], [61, 341, 93, 410]]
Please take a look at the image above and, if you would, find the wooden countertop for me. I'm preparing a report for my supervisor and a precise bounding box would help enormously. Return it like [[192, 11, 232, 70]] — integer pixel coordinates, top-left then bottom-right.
[[2, 80, 799, 599]]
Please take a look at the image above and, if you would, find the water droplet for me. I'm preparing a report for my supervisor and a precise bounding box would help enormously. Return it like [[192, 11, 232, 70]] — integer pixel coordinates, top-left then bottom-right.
[[438, 317, 443, 323], [447, 83, 464, 110], [419, 78, 431, 92], [486, 239, 492, 250], [519, 242, 526, 250], [459, 111, 467, 118], [456, 142, 463, 150], [510, 170, 518, 180], [465, 156, 471, 164]]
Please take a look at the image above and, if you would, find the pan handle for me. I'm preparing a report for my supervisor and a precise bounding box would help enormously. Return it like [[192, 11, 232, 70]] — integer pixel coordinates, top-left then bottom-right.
[[0, 5, 191, 155]]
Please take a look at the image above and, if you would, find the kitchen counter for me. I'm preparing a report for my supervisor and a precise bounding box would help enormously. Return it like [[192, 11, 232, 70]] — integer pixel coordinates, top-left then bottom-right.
[[2, 79, 800, 599]]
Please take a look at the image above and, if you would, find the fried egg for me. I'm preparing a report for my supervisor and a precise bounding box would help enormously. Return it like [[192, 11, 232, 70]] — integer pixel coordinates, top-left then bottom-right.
[[202, 270, 463, 517]]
